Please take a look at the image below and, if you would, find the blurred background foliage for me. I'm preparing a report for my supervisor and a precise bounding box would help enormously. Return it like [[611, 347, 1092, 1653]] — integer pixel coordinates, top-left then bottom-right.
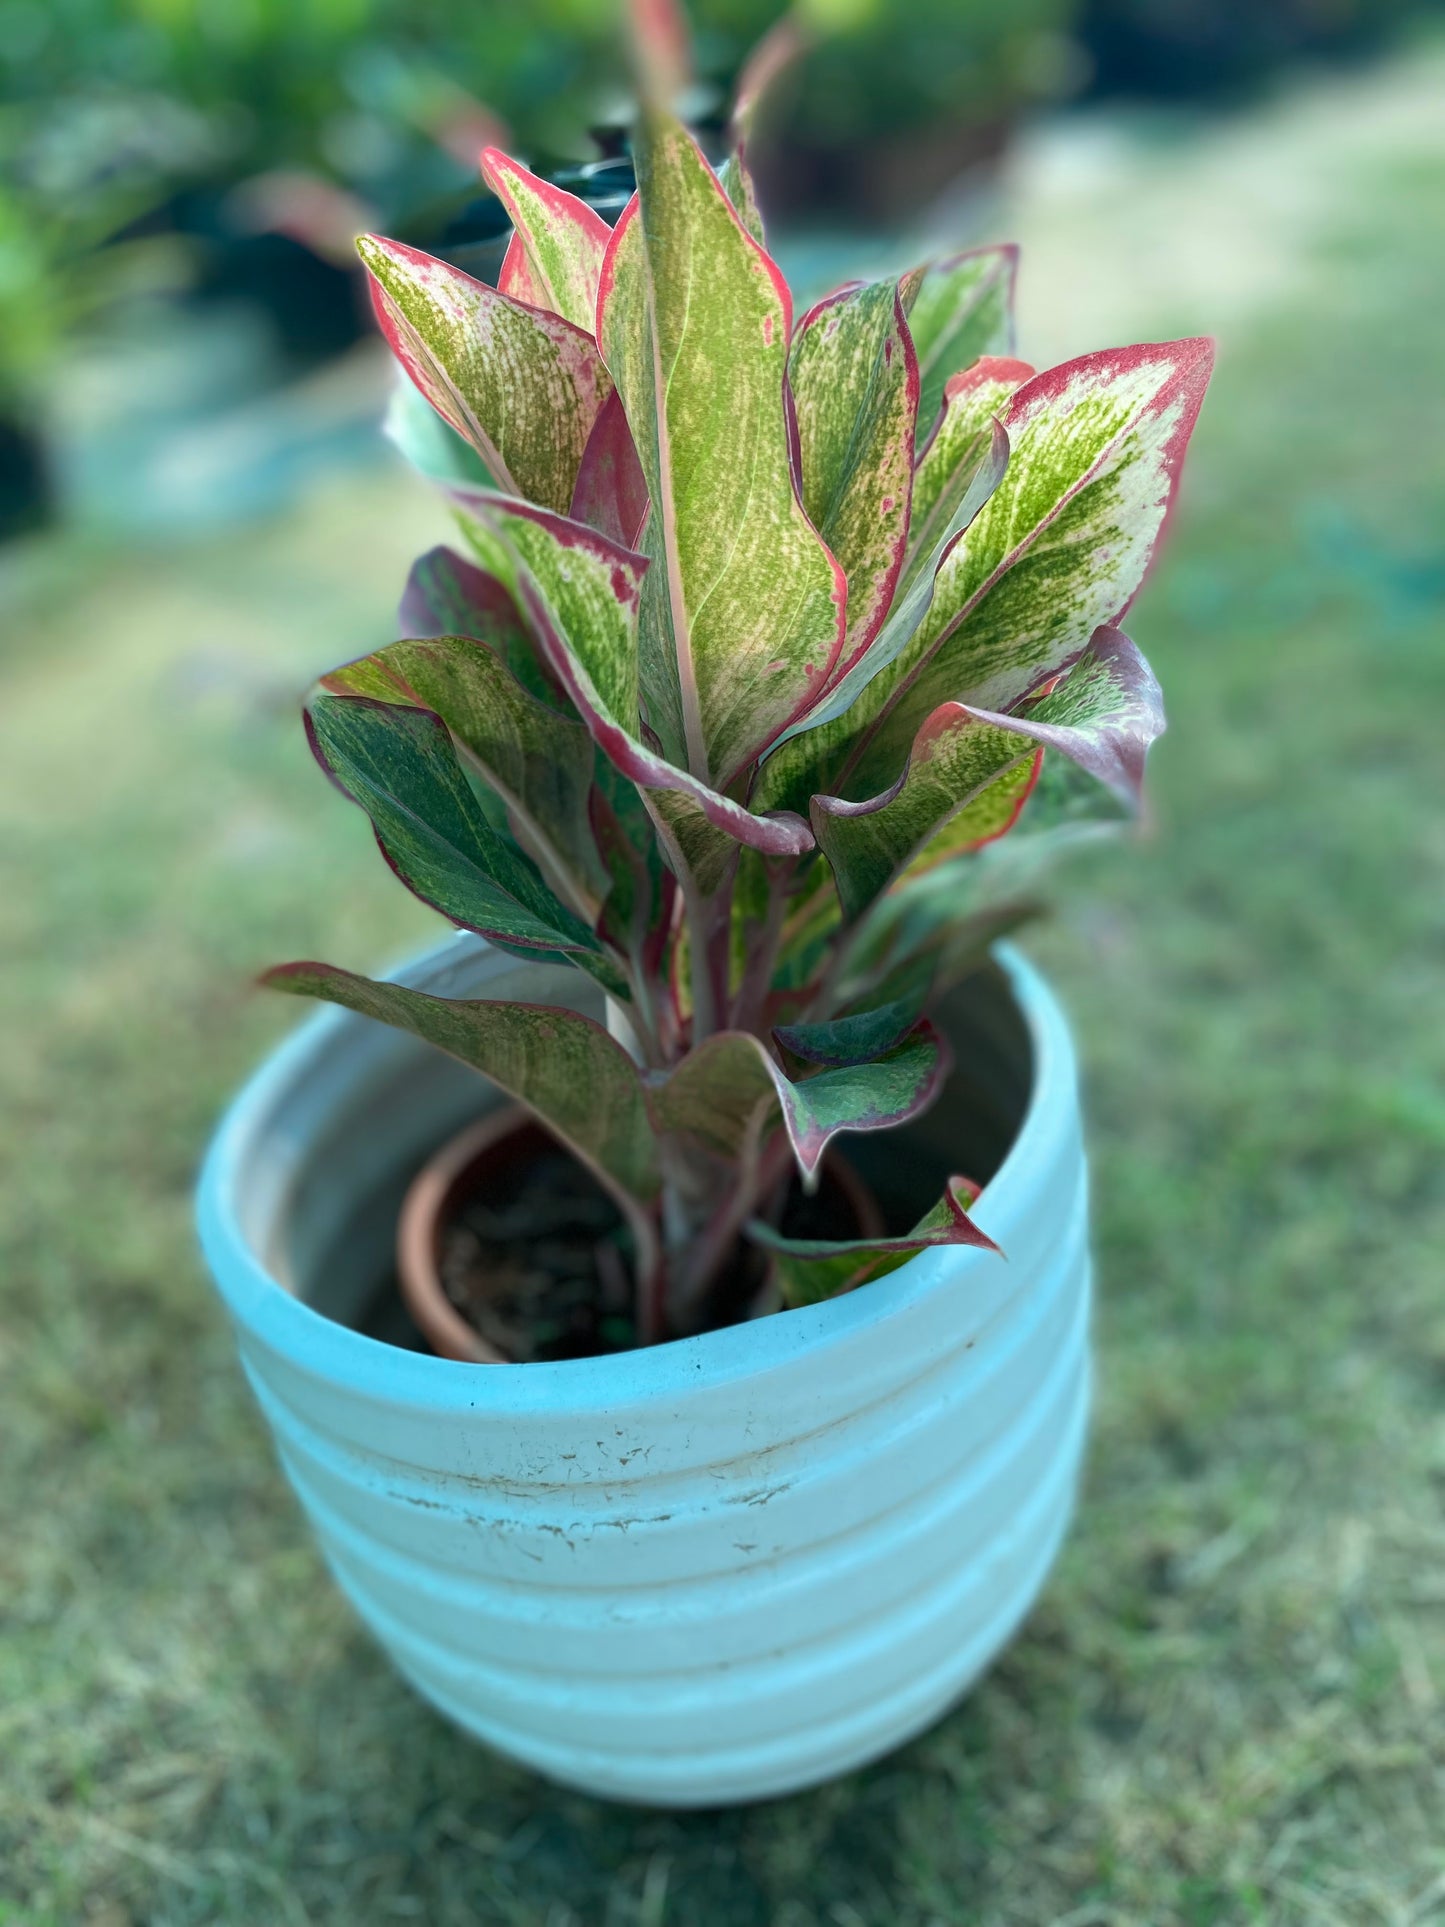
[[2, 0, 1441, 541]]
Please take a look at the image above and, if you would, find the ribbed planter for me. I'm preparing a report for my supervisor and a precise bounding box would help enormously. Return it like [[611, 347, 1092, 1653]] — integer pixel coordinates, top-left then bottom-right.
[[197, 933, 1091, 1806]]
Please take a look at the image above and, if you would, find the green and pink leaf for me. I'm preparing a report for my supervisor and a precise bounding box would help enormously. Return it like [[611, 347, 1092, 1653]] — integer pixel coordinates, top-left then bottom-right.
[[358, 233, 612, 514], [748, 1175, 999, 1307], [752, 418, 1010, 814], [454, 491, 815, 891], [305, 693, 613, 978], [596, 111, 845, 787], [651, 1021, 948, 1183], [319, 634, 605, 916], [569, 389, 650, 549], [263, 963, 660, 1206], [822, 336, 1214, 798], [906, 245, 1018, 445], [812, 708, 1040, 922], [789, 276, 919, 666], [480, 148, 612, 334], [905, 356, 1033, 593]]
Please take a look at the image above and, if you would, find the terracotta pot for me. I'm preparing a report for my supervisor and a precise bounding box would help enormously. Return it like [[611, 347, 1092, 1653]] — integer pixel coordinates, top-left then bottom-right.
[[396, 1108, 887, 1366]]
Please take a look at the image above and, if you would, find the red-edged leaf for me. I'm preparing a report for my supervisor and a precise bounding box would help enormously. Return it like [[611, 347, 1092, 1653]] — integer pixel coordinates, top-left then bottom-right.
[[397, 545, 521, 643], [480, 148, 612, 334], [824, 336, 1214, 798], [904, 355, 1033, 593], [497, 230, 546, 307], [748, 1174, 1000, 1307], [357, 233, 611, 513], [569, 389, 650, 549], [959, 624, 1166, 808], [812, 705, 1042, 922], [596, 112, 846, 787], [789, 277, 919, 669], [773, 969, 928, 1066], [651, 1021, 948, 1185], [263, 962, 660, 1205]]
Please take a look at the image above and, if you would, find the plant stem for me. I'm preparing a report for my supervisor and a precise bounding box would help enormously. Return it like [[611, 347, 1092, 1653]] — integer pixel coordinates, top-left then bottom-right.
[[681, 870, 735, 1043], [730, 861, 791, 1036]]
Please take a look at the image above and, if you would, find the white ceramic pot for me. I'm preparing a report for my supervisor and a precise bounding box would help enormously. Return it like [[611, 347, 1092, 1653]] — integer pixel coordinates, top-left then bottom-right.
[[197, 934, 1091, 1806]]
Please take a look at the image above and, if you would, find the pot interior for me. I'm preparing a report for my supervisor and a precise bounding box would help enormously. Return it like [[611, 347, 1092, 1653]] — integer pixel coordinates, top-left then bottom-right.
[[269, 957, 1033, 1351]]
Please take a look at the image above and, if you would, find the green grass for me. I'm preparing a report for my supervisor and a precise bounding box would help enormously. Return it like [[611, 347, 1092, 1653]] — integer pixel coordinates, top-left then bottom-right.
[[3, 56, 1445, 1927]]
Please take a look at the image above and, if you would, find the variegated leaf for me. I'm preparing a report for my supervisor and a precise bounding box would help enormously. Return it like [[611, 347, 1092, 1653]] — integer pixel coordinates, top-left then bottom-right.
[[400, 546, 509, 641], [569, 389, 650, 549], [400, 545, 564, 710], [752, 419, 1009, 814], [497, 230, 546, 307], [717, 143, 766, 247], [748, 1175, 999, 1307], [357, 233, 612, 514], [959, 625, 1166, 808], [813, 707, 1040, 922], [821, 338, 1214, 799], [591, 757, 673, 975], [789, 277, 918, 668], [479, 148, 612, 334], [305, 694, 615, 985], [596, 111, 846, 787], [904, 356, 1033, 594], [829, 628, 1163, 971], [651, 1021, 949, 1183], [453, 492, 815, 889], [773, 961, 930, 1066], [906, 244, 1017, 445], [897, 752, 1042, 885], [263, 963, 660, 1204], [320, 634, 605, 917]]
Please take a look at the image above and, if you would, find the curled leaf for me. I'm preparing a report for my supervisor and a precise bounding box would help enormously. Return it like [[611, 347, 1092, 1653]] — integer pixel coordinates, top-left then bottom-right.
[[652, 1021, 949, 1184], [748, 1175, 1001, 1308], [812, 707, 1041, 922]]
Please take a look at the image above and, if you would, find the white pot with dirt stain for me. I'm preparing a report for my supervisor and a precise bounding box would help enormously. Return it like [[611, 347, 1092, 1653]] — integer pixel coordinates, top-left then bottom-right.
[[197, 931, 1090, 1806]]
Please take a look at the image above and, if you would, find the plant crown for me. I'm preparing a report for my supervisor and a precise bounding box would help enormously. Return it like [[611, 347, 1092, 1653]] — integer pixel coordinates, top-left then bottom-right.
[[266, 108, 1212, 1340]]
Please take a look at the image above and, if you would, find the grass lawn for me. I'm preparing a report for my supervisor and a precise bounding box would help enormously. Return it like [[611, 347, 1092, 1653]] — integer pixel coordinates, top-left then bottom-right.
[[2, 48, 1443, 1927]]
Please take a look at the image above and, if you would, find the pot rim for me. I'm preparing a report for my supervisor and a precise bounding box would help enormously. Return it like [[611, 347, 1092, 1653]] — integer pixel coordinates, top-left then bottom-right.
[[196, 939, 1075, 1412]]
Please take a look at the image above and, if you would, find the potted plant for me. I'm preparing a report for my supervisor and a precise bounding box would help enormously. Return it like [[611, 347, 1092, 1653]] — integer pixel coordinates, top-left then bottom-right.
[[198, 103, 1210, 1805]]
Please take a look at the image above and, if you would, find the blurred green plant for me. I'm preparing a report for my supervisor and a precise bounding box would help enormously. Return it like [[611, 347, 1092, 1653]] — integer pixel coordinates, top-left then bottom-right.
[[0, 0, 1089, 428], [736, 0, 1081, 218]]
